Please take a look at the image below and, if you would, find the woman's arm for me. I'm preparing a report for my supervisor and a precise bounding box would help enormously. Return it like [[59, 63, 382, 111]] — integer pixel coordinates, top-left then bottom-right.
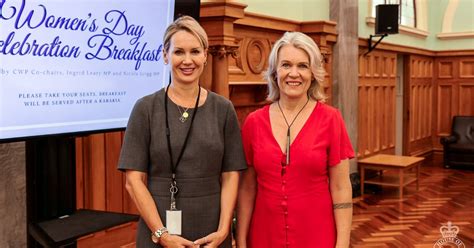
[[218, 171, 240, 238], [193, 171, 239, 247], [125, 170, 194, 247], [236, 167, 257, 248], [328, 159, 353, 248]]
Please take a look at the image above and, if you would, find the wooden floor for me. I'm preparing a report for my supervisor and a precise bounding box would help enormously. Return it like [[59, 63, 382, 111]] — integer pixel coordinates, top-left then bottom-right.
[[351, 155, 474, 247]]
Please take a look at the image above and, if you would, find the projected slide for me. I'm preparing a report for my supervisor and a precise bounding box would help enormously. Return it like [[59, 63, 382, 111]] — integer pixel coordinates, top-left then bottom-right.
[[0, 0, 175, 140]]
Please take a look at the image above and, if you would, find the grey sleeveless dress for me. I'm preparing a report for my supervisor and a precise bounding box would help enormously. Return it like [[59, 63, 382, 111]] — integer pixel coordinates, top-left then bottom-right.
[[118, 89, 247, 248]]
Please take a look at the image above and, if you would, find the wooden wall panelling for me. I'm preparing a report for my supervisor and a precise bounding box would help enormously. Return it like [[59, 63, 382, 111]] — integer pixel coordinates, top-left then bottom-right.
[[358, 50, 396, 158], [434, 56, 474, 152], [321, 46, 333, 105], [89, 134, 107, 210], [458, 58, 474, 116], [75, 136, 90, 208], [76, 132, 138, 213], [383, 55, 396, 152], [105, 132, 124, 213], [436, 83, 456, 135], [374, 83, 381, 152], [357, 55, 367, 157], [459, 59, 474, 78], [356, 43, 473, 158], [438, 61, 454, 79], [76, 138, 85, 209], [406, 55, 434, 156], [435, 57, 457, 141], [459, 83, 474, 115], [78, 135, 107, 210]]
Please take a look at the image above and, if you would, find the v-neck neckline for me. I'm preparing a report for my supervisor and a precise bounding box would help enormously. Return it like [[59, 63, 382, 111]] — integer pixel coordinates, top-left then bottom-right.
[[266, 101, 319, 155]]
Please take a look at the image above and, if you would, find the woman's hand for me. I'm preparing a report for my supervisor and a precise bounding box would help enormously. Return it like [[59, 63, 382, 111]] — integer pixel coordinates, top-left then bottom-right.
[[193, 230, 227, 248], [159, 233, 197, 248]]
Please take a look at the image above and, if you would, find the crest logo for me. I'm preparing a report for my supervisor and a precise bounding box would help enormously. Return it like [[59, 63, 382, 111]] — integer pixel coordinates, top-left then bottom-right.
[[433, 221, 465, 248]]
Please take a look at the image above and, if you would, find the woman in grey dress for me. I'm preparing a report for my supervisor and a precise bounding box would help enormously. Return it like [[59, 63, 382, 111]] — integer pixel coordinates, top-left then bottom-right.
[[118, 16, 247, 248]]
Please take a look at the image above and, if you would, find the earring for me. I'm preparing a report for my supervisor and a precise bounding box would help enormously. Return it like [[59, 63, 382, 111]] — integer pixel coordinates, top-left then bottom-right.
[[164, 61, 168, 65]]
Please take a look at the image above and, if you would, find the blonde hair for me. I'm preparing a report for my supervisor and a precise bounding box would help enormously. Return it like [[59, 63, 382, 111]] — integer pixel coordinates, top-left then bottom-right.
[[265, 32, 326, 102], [163, 16, 209, 52]]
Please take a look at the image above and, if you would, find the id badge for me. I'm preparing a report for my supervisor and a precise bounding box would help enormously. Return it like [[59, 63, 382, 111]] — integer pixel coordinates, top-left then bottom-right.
[[166, 210, 182, 235]]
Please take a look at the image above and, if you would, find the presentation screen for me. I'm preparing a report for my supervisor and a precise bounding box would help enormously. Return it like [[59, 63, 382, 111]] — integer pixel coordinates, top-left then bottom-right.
[[0, 0, 175, 141]]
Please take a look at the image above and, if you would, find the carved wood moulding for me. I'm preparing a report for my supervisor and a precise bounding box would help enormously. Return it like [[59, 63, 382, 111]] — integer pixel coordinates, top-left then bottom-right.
[[246, 39, 266, 74]]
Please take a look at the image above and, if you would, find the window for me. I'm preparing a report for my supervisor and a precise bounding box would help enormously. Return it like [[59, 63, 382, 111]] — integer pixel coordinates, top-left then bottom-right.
[[371, 0, 416, 28]]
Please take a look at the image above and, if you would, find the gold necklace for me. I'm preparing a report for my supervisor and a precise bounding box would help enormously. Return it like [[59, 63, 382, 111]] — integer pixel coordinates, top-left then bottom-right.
[[171, 86, 200, 123], [177, 105, 190, 123]]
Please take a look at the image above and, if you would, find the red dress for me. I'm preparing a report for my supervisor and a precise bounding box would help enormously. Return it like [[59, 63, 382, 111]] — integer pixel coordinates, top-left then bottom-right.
[[241, 102, 354, 248]]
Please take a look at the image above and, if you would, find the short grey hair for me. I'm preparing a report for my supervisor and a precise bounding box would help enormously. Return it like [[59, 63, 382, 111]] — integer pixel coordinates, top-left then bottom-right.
[[265, 32, 326, 102]]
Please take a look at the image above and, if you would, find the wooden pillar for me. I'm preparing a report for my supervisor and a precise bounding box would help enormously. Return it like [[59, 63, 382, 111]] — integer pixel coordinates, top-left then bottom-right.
[[330, 0, 359, 173], [209, 46, 228, 98], [200, 1, 245, 98], [208, 45, 239, 98]]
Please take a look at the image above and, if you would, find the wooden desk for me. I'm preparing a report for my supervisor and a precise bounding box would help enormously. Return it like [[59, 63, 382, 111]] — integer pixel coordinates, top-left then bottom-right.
[[359, 154, 424, 199]]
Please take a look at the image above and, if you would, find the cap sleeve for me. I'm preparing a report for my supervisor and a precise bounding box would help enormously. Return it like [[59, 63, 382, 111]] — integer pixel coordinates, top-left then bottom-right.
[[241, 112, 255, 167], [117, 97, 150, 172], [221, 101, 247, 172], [328, 110, 355, 167]]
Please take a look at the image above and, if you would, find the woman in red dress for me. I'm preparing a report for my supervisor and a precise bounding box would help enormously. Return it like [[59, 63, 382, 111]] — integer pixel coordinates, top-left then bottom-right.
[[237, 32, 354, 248]]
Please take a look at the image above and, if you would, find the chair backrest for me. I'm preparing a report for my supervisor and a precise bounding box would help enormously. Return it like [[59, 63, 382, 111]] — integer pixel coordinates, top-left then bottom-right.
[[452, 116, 474, 144]]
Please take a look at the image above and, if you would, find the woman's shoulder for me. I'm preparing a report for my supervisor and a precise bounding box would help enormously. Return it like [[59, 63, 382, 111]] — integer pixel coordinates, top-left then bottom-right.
[[131, 89, 164, 114], [207, 90, 232, 107], [243, 104, 269, 125], [315, 101, 346, 126], [136, 89, 164, 105], [316, 101, 341, 117]]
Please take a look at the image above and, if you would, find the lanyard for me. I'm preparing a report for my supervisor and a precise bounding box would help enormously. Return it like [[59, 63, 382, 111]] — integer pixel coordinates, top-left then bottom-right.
[[164, 83, 201, 204]]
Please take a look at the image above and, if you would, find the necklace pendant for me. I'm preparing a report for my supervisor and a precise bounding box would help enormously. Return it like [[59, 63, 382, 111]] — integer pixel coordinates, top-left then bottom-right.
[[179, 111, 189, 123]]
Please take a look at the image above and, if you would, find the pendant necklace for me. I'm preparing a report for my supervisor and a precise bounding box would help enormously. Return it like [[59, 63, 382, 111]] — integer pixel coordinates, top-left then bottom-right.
[[177, 105, 190, 123], [173, 88, 199, 123], [277, 97, 310, 170]]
